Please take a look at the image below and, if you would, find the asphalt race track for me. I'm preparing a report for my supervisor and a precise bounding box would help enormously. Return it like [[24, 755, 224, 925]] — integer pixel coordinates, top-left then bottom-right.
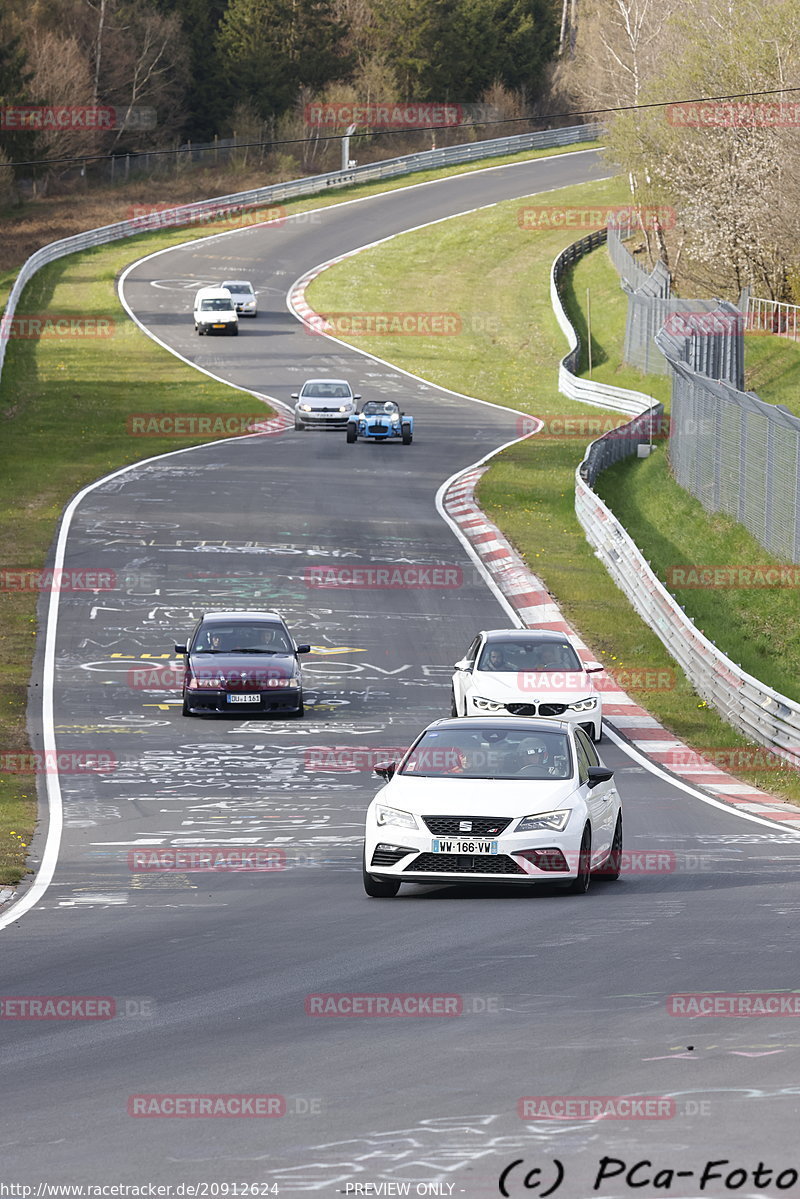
[[3, 150, 800, 1195]]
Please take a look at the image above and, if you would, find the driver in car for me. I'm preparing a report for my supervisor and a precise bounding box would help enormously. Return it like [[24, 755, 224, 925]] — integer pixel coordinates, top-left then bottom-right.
[[513, 737, 553, 776], [484, 646, 509, 671], [533, 644, 566, 669]]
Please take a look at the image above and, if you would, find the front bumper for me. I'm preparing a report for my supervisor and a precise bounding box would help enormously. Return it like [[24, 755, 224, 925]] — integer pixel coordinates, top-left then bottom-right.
[[364, 820, 588, 884], [464, 694, 601, 737], [184, 688, 302, 714], [296, 411, 353, 427], [196, 321, 238, 334]]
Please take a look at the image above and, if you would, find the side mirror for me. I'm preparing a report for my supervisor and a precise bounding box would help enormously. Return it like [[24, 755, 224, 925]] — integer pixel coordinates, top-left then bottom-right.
[[453, 658, 470, 671], [587, 766, 614, 788], [290, 393, 299, 399], [374, 762, 397, 780], [400, 410, 405, 415], [584, 662, 604, 673], [354, 394, 362, 400], [174, 643, 188, 654], [295, 644, 311, 654]]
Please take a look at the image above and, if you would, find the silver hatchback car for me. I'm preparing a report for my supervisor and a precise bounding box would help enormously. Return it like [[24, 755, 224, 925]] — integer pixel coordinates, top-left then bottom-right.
[[292, 379, 360, 430]]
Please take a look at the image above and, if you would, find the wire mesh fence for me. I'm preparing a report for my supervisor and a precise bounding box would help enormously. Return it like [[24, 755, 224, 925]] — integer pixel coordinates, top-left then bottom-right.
[[656, 312, 800, 562], [606, 227, 746, 380]]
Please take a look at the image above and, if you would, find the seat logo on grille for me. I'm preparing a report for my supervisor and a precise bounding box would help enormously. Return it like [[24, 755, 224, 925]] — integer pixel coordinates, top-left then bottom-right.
[[459, 821, 472, 832]]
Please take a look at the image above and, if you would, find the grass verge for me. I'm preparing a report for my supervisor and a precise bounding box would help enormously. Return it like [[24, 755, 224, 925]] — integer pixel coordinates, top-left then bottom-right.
[[307, 175, 800, 803]]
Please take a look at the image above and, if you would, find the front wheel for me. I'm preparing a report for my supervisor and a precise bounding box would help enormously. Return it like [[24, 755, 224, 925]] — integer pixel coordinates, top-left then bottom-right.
[[346, 425, 357, 443], [181, 695, 194, 717], [294, 418, 304, 431], [363, 850, 401, 897], [401, 423, 412, 445], [564, 827, 592, 895], [229, 325, 239, 336], [591, 723, 603, 743], [595, 814, 622, 881]]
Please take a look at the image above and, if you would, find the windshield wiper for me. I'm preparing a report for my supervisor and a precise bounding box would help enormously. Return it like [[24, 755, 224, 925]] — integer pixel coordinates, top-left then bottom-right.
[[231, 647, 286, 654]]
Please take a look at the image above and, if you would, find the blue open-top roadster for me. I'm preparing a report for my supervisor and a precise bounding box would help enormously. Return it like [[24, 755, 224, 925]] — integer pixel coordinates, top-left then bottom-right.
[[346, 400, 413, 445]]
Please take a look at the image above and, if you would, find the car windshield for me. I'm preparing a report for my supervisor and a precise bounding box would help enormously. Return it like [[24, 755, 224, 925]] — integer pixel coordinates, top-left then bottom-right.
[[302, 384, 351, 399], [193, 624, 291, 653], [362, 401, 399, 416], [224, 284, 251, 294], [477, 639, 582, 672], [200, 298, 233, 311], [399, 727, 573, 780]]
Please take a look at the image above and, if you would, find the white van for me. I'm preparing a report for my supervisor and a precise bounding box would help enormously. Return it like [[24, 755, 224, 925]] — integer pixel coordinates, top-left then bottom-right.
[[193, 287, 239, 336]]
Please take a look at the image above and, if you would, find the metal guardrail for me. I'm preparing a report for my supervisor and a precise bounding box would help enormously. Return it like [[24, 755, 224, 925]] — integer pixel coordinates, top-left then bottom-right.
[[579, 405, 665, 487], [576, 470, 800, 766], [551, 229, 655, 416], [0, 121, 602, 383], [552, 229, 800, 766], [746, 295, 800, 341]]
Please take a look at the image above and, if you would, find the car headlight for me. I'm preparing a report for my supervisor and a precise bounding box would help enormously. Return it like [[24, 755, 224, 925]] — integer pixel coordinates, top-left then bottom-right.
[[300, 404, 313, 412], [516, 809, 572, 832], [568, 697, 598, 712], [375, 804, 418, 830], [244, 300, 255, 307], [472, 696, 505, 712], [187, 676, 221, 690], [338, 405, 352, 413]]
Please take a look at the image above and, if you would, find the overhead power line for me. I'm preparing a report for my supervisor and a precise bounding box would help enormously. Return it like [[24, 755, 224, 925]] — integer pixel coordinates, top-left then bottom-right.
[[5, 85, 800, 170]]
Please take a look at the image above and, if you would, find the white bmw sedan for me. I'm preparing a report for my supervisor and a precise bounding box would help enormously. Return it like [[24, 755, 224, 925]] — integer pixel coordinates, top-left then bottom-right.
[[363, 717, 621, 898], [451, 629, 604, 741]]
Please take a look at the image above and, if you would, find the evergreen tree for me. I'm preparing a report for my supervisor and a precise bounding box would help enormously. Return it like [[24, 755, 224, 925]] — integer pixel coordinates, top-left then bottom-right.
[[216, 0, 353, 119], [0, 23, 34, 165]]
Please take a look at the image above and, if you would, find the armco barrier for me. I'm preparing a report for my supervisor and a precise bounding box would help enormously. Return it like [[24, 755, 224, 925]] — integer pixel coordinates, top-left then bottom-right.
[[551, 229, 800, 767], [551, 229, 655, 416], [0, 122, 602, 384], [575, 468, 800, 767]]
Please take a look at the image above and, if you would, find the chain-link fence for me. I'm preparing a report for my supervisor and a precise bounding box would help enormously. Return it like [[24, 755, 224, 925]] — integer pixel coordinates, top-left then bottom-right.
[[607, 221, 792, 558], [656, 312, 800, 562], [607, 228, 745, 382]]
